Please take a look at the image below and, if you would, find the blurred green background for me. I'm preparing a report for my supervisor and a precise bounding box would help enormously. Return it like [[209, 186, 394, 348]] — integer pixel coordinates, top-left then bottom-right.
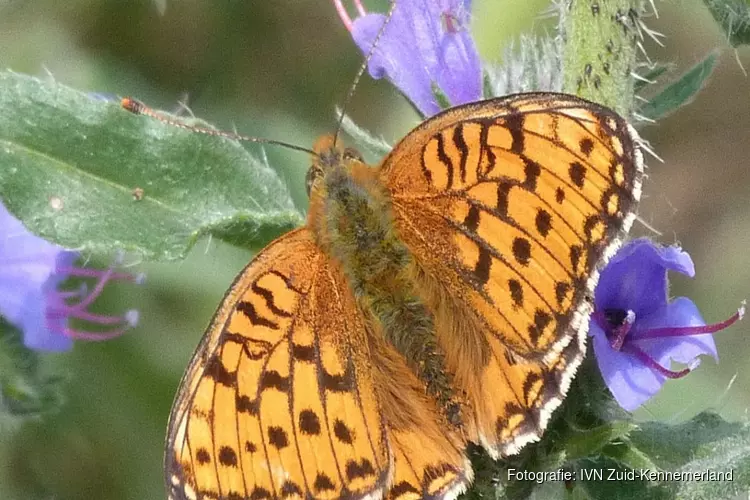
[[0, 1, 748, 499]]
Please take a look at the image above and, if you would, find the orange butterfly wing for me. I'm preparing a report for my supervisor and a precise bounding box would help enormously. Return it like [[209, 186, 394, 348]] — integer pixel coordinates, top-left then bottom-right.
[[165, 228, 472, 500], [165, 228, 390, 500], [380, 93, 643, 456]]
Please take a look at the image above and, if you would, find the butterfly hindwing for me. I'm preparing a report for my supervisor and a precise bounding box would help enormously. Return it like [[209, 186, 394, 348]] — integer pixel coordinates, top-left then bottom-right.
[[381, 93, 643, 456], [165, 228, 390, 500]]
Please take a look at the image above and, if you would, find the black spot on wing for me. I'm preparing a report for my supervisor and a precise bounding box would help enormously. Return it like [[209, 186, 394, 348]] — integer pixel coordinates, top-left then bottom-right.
[[474, 247, 492, 286], [280, 481, 303, 498], [569, 162, 586, 188], [535, 209, 552, 237], [196, 448, 211, 464], [299, 409, 321, 435], [334, 419, 354, 444], [236, 395, 259, 415], [346, 458, 376, 481], [505, 113, 525, 154], [523, 157, 541, 191], [267, 426, 289, 449], [206, 356, 236, 387], [314, 473, 336, 493], [512, 238, 531, 266], [391, 481, 420, 498], [508, 279, 524, 308], [250, 487, 273, 500], [292, 343, 315, 362], [436, 132, 454, 190], [218, 446, 238, 467], [320, 364, 355, 392], [453, 123, 469, 184], [236, 301, 279, 329], [251, 280, 293, 317], [579, 137, 595, 156], [527, 310, 553, 345], [463, 204, 480, 232], [260, 370, 289, 392]]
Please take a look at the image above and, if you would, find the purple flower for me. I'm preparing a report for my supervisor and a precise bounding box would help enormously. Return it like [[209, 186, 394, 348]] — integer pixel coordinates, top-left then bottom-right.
[[335, 0, 482, 116], [589, 238, 744, 411], [0, 200, 142, 352]]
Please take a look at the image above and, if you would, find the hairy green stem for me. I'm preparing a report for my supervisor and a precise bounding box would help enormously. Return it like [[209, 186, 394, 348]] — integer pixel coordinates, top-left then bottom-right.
[[562, 0, 643, 115]]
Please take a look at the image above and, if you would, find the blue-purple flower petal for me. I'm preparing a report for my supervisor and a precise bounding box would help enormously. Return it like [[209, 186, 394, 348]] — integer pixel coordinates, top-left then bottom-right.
[[590, 320, 663, 411], [633, 297, 717, 364], [351, 0, 481, 116], [594, 238, 695, 318], [589, 238, 738, 411], [1, 199, 141, 351], [17, 251, 78, 352], [0, 202, 70, 324], [352, 14, 438, 115]]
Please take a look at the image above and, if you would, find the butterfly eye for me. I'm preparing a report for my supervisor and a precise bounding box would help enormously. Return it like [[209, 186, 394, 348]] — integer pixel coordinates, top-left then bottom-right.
[[343, 147, 364, 162]]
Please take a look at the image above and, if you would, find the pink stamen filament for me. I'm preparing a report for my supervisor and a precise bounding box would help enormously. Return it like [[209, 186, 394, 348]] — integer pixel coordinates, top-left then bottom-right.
[[48, 307, 127, 325], [593, 310, 635, 351], [610, 322, 630, 350], [63, 266, 115, 312], [333, 0, 354, 31], [56, 266, 139, 282], [56, 286, 86, 299], [45, 260, 143, 342], [634, 308, 744, 340], [353, 0, 366, 16], [60, 324, 133, 341], [624, 344, 692, 379]]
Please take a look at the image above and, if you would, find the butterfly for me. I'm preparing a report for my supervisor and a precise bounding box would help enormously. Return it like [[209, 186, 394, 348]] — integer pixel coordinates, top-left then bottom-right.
[[156, 92, 643, 500]]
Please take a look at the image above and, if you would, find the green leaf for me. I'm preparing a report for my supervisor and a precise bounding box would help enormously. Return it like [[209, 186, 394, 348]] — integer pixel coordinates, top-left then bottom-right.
[[638, 52, 719, 121], [571, 456, 671, 500], [562, 421, 638, 460], [0, 71, 303, 260], [630, 412, 750, 499], [601, 439, 660, 472], [704, 0, 750, 47]]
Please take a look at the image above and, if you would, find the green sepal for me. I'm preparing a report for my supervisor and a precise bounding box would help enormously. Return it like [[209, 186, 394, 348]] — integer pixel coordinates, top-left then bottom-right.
[[431, 82, 452, 110], [482, 69, 495, 100]]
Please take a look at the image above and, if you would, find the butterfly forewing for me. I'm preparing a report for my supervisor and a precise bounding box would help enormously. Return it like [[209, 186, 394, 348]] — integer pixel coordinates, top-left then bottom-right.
[[380, 93, 643, 456]]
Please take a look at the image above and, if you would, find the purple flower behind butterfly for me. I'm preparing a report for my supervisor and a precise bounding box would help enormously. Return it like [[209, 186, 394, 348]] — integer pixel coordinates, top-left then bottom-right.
[[0, 200, 142, 352], [590, 239, 743, 411], [335, 0, 482, 116]]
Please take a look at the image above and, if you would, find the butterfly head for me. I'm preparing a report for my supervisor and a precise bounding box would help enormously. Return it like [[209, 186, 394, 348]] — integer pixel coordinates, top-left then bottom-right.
[[307, 135, 365, 197]]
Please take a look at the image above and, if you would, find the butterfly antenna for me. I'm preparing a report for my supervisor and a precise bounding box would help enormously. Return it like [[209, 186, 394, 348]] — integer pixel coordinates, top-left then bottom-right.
[[332, 0, 397, 148], [121, 97, 318, 157]]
